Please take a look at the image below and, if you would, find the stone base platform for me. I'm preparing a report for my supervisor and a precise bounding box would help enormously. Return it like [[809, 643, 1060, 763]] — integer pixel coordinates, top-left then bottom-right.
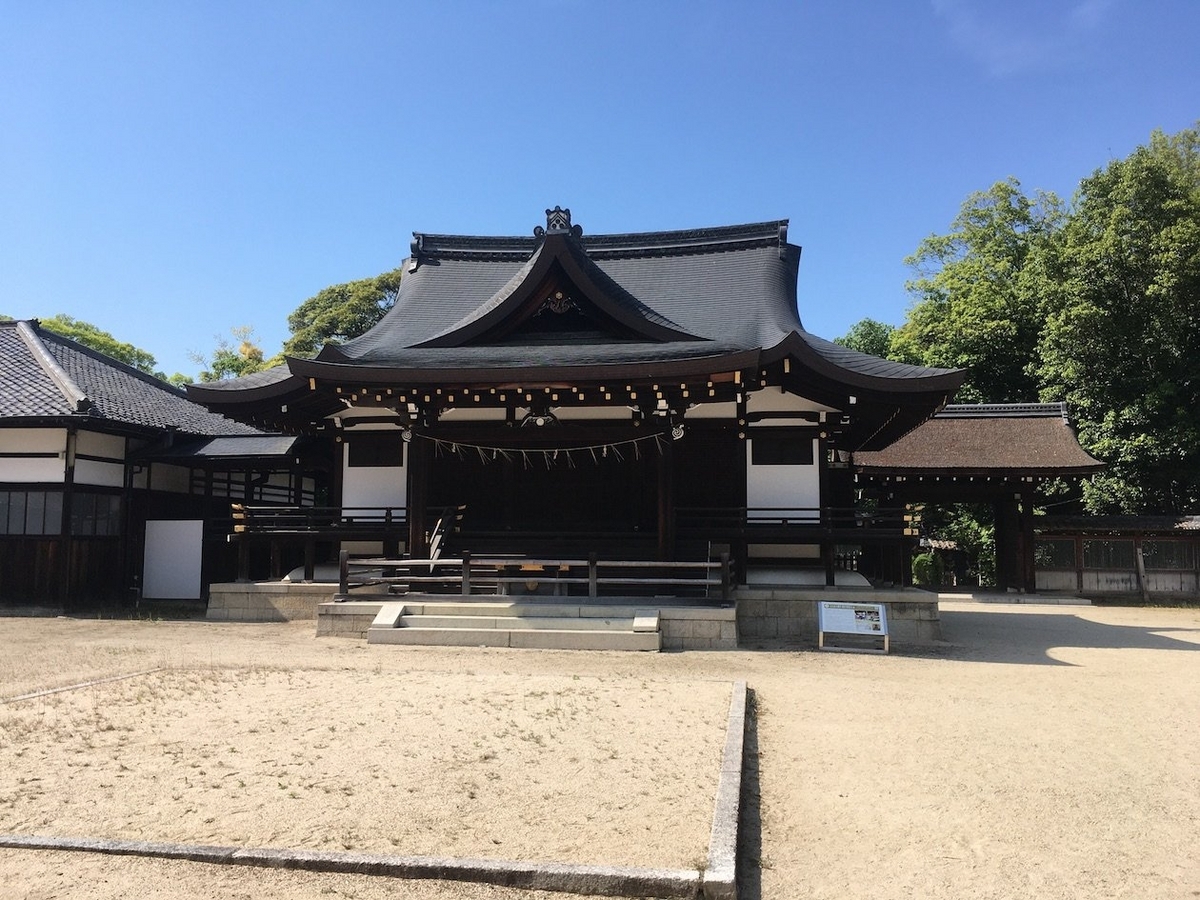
[[207, 582, 335, 622], [736, 586, 942, 645], [317, 597, 738, 651]]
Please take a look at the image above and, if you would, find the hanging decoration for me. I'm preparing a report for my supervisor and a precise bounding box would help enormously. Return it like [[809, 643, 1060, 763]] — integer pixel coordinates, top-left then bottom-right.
[[424, 430, 668, 467]]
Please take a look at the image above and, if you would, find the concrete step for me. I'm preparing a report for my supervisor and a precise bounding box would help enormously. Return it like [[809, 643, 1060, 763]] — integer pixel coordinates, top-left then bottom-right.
[[397, 602, 655, 618], [397, 614, 636, 631], [366, 626, 661, 651]]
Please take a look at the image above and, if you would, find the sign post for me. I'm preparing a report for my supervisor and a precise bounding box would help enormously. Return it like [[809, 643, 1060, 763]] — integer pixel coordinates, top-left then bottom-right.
[[818, 600, 889, 654]]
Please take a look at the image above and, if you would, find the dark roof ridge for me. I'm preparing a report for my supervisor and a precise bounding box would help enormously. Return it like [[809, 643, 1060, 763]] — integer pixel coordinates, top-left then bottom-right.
[[937, 402, 1067, 419], [33, 323, 193, 399], [12, 320, 92, 412], [410, 220, 790, 263]]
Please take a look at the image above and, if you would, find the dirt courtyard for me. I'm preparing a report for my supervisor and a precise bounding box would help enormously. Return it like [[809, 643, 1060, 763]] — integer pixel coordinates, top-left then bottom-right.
[[2, 600, 1199, 900]]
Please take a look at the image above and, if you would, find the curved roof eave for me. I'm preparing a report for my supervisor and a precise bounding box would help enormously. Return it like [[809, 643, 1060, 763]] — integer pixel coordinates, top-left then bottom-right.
[[185, 367, 311, 405], [764, 332, 968, 397]]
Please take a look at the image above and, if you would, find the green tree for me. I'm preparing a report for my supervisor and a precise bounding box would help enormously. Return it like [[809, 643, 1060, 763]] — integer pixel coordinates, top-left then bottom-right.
[[1038, 125, 1200, 513], [191, 326, 270, 383], [283, 268, 403, 356], [834, 318, 897, 358], [892, 178, 1065, 402]]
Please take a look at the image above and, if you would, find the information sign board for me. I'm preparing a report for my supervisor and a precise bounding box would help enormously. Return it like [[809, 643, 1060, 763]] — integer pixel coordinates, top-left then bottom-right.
[[818, 601, 889, 653]]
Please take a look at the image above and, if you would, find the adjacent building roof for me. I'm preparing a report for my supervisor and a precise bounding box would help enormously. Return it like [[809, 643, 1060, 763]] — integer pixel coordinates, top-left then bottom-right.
[[135, 434, 304, 461], [0, 320, 260, 437], [853, 403, 1104, 476]]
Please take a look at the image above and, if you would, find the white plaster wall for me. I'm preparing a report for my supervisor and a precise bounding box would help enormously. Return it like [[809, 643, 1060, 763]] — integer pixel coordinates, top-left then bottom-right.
[[75, 459, 124, 487], [746, 388, 837, 414], [745, 437, 820, 519], [75, 431, 126, 488], [341, 443, 406, 513], [0, 428, 67, 483]]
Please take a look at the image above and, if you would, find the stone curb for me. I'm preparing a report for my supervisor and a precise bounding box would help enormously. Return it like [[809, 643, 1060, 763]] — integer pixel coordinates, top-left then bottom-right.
[[703, 680, 746, 900], [1, 678, 750, 899], [0, 835, 700, 898]]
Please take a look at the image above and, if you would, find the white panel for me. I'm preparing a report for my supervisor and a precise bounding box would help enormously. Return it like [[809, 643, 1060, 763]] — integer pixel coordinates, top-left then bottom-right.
[[686, 402, 738, 420], [440, 408, 508, 422], [745, 438, 821, 518], [0, 428, 67, 483], [76, 431, 125, 459], [142, 519, 204, 599], [747, 388, 838, 414], [0, 428, 67, 454], [0, 457, 66, 483], [341, 444, 406, 512], [75, 459, 124, 487]]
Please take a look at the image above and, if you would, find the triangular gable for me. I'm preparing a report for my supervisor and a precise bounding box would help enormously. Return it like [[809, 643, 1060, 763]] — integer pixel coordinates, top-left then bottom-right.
[[415, 231, 704, 348]]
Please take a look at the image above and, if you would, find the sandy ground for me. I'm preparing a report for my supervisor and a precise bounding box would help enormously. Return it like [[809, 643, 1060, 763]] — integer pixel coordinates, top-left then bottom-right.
[[2, 601, 1199, 900]]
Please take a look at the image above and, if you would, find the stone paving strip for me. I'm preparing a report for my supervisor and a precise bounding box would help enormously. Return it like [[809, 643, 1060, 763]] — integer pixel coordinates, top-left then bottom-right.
[[2, 668, 164, 703], [0, 680, 750, 899]]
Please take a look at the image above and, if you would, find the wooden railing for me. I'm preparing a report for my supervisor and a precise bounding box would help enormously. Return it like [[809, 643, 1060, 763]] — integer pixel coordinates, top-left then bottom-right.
[[337, 550, 733, 602], [676, 506, 910, 535], [231, 505, 408, 534]]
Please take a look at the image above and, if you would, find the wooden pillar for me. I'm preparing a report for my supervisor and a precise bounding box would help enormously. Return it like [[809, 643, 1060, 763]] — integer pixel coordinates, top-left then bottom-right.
[[994, 493, 1021, 591], [657, 436, 675, 561], [58, 427, 77, 607], [819, 436, 836, 586], [1019, 489, 1037, 593], [734, 427, 749, 584], [407, 436, 428, 558]]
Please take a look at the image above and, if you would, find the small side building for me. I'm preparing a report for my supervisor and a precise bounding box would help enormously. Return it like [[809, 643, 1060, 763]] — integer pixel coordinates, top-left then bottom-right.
[[0, 319, 322, 611], [854, 403, 1104, 591]]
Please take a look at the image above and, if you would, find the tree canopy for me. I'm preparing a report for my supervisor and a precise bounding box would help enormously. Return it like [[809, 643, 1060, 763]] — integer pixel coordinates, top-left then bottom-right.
[[833, 317, 895, 358], [839, 123, 1200, 516], [890, 178, 1065, 403], [191, 326, 271, 383], [283, 268, 403, 357], [1037, 127, 1200, 512]]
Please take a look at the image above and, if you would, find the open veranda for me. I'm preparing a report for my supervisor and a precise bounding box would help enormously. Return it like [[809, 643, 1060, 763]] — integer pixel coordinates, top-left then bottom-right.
[[2, 601, 1199, 900]]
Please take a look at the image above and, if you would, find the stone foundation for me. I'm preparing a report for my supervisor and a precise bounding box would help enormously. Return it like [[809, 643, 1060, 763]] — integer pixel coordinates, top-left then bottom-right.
[[736, 587, 941, 645], [207, 583, 335, 622], [659, 607, 738, 650]]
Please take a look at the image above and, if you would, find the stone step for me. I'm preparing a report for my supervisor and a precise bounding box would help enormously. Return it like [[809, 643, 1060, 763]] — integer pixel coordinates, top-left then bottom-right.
[[366, 626, 661, 651], [397, 614, 637, 632], [397, 601, 659, 618]]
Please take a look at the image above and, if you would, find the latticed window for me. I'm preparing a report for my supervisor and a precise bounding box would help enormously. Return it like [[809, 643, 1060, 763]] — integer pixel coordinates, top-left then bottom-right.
[[0, 490, 64, 535], [1082, 539, 1136, 570], [1035, 538, 1076, 569], [1142, 540, 1196, 570]]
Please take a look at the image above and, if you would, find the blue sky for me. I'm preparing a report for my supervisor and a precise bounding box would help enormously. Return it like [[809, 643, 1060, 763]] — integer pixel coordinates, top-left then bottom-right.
[[1, 0, 1196, 378]]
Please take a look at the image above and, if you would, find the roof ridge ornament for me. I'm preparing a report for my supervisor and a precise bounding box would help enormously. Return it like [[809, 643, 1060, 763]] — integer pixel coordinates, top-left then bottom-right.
[[534, 205, 583, 239]]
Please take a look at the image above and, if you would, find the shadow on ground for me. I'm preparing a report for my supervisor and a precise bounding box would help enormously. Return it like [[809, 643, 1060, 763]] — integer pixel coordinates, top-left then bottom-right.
[[939, 606, 1200, 666]]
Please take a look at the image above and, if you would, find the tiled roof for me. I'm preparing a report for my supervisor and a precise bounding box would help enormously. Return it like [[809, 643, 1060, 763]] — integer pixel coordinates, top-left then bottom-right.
[[141, 435, 302, 459], [0, 320, 260, 437], [314, 218, 958, 385], [854, 403, 1103, 474]]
